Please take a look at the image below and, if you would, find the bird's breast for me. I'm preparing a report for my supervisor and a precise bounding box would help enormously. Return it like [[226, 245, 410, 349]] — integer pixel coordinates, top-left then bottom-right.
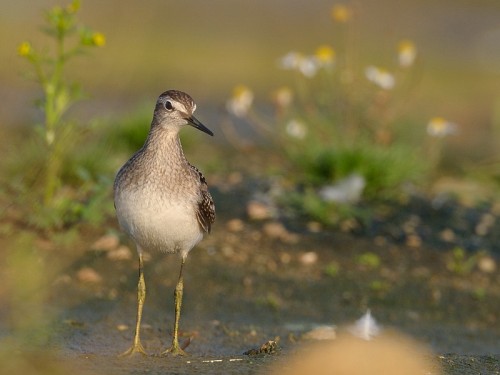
[[114, 182, 203, 255]]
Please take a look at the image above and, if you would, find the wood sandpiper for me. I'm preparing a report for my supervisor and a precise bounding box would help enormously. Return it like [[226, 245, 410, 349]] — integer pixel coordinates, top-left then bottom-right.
[[114, 90, 216, 356]]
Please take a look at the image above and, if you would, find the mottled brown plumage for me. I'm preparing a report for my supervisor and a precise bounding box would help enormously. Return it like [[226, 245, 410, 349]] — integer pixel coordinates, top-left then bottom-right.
[[114, 90, 215, 357]]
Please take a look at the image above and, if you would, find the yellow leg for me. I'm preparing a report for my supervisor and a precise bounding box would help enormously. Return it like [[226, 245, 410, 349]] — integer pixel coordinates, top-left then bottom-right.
[[162, 257, 187, 356], [120, 252, 148, 356]]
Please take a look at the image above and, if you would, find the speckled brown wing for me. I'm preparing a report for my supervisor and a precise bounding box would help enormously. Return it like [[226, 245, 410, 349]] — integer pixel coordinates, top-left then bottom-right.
[[190, 164, 215, 233]]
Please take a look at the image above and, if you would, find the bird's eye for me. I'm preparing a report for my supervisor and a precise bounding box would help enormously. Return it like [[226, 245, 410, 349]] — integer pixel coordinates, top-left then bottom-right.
[[164, 100, 174, 111]]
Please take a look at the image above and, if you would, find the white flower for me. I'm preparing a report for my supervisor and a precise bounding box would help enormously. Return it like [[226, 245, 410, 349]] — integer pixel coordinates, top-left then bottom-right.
[[349, 310, 381, 341], [298, 57, 319, 77], [279, 51, 319, 78], [285, 119, 307, 139], [365, 65, 395, 90], [226, 85, 254, 117], [318, 173, 366, 204], [427, 117, 457, 137], [279, 51, 302, 70]]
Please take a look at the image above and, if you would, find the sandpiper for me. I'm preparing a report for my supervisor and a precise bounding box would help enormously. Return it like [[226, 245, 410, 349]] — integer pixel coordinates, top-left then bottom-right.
[[114, 90, 216, 356]]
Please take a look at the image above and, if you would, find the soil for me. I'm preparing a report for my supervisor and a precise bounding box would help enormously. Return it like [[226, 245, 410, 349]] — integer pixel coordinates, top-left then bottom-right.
[[0, 177, 499, 374]]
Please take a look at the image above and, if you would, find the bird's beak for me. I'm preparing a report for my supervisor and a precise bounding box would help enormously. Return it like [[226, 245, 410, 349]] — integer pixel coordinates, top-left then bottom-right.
[[187, 115, 214, 136]]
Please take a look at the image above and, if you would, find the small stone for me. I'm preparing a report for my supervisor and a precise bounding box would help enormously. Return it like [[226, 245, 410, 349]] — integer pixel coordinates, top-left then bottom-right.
[[340, 219, 358, 232], [77, 267, 102, 283], [440, 228, 456, 242], [263, 222, 286, 239], [303, 325, 337, 341], [307, 221, 322, 233], [478, 255, 497, 274], [406, 234, 422, 248], [279, 252, 292, 264], [116, 324, 129, 331], [91, 234, 119, 252], [226, 218, 244, 232], [221, 245, 234, 257], [475, 213, 495, 236], [299, 251, 318, 266], [263, 222, 299, 244], [227, 172, 243, 185], [107, 245, 132, 261], [247, 201, 271, 220]]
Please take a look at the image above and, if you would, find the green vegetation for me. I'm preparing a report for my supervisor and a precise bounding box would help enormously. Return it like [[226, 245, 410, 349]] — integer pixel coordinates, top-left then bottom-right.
[[222, 4, 454, 225], [355, 252, 381, 270], [16, 0, 105, 229], [446, 247, 478, 276]]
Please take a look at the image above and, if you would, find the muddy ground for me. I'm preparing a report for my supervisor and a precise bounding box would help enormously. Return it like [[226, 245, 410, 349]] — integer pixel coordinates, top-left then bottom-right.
[[1, 179, 499, 374]]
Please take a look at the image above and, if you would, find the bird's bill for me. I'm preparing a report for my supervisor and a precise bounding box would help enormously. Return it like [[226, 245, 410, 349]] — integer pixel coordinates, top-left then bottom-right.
[[187, 115, 214, 136]]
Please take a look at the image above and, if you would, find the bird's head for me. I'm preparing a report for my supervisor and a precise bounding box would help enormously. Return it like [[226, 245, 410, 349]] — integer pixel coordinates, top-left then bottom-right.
[[153, 90, 213, 136]]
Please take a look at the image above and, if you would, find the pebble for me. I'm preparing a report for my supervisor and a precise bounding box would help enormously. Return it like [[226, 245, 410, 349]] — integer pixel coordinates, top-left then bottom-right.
[[226, 218, 244, 232], [116, 324, 129, 331], [107, 245, 132, 261], [91, 234, 119, 251], [307, 221, 323, 233], [76, 267, 102, 283], [439, 228, 456, 242], [477, 255, 497, 274], [299, 251, 318, 266], [279, 252, 292, 264], [263, 222, 299, 244], [303, 325, 337, 340], [475, 213, 495, 236], [247, 201, 272, 220], [406, 234, 422, 248]]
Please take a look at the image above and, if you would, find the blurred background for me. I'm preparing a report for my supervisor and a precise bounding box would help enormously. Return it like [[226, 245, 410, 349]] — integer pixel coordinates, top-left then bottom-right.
[[2, 0, 500, 141], [0, 1, 499, 373]]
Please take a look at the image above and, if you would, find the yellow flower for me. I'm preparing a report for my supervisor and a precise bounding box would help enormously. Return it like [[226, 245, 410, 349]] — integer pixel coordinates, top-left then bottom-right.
[[91, 32, 106, 47], [331, 4, 352, 23], [427, 117, 457, 137], [17, 41, 32, 57], [315, 45, 336, 65], [398, 40, 417, 67], [66, 0, 81, 14]]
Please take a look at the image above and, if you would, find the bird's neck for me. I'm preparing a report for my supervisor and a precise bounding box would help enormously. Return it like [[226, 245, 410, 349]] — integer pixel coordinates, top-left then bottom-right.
[[143, 127, 188, 168]]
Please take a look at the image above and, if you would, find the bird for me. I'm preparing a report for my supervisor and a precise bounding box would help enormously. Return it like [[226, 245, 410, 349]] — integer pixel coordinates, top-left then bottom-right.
[[113, 90, 216, 356]]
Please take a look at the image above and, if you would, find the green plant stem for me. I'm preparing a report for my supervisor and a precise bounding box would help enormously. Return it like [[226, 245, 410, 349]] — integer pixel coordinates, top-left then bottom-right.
[[43, 32, 65, 206]]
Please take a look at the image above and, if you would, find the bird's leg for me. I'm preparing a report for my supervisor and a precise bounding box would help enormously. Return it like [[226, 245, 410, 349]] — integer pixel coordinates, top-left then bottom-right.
[[162, 256, 187, 356], [120, 251, 148, 356]]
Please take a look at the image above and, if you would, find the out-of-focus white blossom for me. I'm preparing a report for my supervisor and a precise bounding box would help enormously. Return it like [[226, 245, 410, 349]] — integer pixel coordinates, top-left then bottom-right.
[[365, 65, 395, 90], [285, 119, 307, 139], [279, 47, 336, 77], [427, 117, 457, 137], [398, 40, 417, 67], [349, 310, 381, 341], [279, 51, 318, 78], [226, 85, 254, 117], [318, 173, 366, 204]]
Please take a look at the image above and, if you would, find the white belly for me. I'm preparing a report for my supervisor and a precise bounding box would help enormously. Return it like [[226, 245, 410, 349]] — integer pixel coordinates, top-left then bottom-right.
[[115, 190, 203, 257]]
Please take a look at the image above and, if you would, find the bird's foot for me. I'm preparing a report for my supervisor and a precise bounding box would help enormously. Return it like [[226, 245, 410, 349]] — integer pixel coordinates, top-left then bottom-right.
[[161, 338, 191, 357], [118, 342, 148, 357]]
